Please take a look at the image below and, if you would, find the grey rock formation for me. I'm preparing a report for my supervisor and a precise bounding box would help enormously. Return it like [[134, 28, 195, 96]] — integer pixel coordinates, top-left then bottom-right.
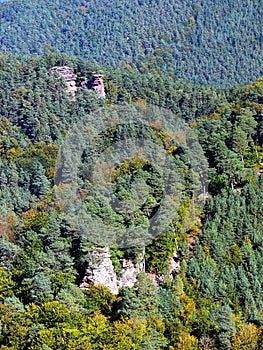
[[80, 247, 118, 294], [80, 248, 145, 294], [80, 248, 180, 294], [118, 254, 145, 289], [49, 66, 77, 98], [49, 67, 106, 99], [169, 253, 181, 278]]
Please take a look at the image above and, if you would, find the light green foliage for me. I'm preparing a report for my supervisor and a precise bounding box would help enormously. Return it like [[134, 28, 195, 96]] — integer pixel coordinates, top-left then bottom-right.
[[117, 273, 159, 319], [0, 269, 15, 302], [232, 323, 262, 350]]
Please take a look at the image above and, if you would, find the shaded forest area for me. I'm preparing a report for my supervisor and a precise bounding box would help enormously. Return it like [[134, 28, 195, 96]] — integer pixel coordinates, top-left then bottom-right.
[[0, 0, 262, 86], [0, 51, 263, 349]]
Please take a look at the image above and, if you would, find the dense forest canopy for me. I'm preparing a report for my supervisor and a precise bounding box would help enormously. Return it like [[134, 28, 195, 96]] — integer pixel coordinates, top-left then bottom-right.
[[0, 49, 263, 348], [0, 0, 263, 348], [0, 0, 262, 85]]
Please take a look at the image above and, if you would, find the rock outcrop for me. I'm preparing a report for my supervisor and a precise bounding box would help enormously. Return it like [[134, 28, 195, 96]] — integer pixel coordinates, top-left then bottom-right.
[[80, 248, 146, 294], [169, 252, 181, 278], [88, 74, 106, 98], [118, 254, 145, 289], [49, 67, 106, 98], [49, 66, 77, 98], [80, 247, 118, 294], [80, 247, 181, 294]]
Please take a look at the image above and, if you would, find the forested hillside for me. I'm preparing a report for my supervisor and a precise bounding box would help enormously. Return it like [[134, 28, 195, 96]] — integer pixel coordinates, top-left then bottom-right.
[[0, 0, 262, 85], [0, 50, 263, 348]]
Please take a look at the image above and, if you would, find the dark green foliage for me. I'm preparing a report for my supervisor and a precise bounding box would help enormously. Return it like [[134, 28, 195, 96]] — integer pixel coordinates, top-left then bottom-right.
[[117, 272, 160, 319], [216, 305, 236, 350], [0, 0, 262, 85], [187, 180, 263, 324]]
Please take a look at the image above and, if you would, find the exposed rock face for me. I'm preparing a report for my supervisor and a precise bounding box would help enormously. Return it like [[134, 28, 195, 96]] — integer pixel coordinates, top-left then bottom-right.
[[49, 66, 77, 98], [169, 252, 181, 278], [49, 67, 106, 99], [118, 254, 145, 288], [80, 248, 180, 294], [89, 74, 106, 98], [146, 272, 160, 287], [80, 249, 145, 294], [80, 247, 118, 294]]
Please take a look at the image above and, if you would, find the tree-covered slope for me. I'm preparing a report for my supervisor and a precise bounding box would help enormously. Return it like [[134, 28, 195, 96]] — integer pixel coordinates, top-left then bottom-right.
[[1, 51, 263, 348], [0, 0, 262, 86], [183, 0, 263, 85]]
